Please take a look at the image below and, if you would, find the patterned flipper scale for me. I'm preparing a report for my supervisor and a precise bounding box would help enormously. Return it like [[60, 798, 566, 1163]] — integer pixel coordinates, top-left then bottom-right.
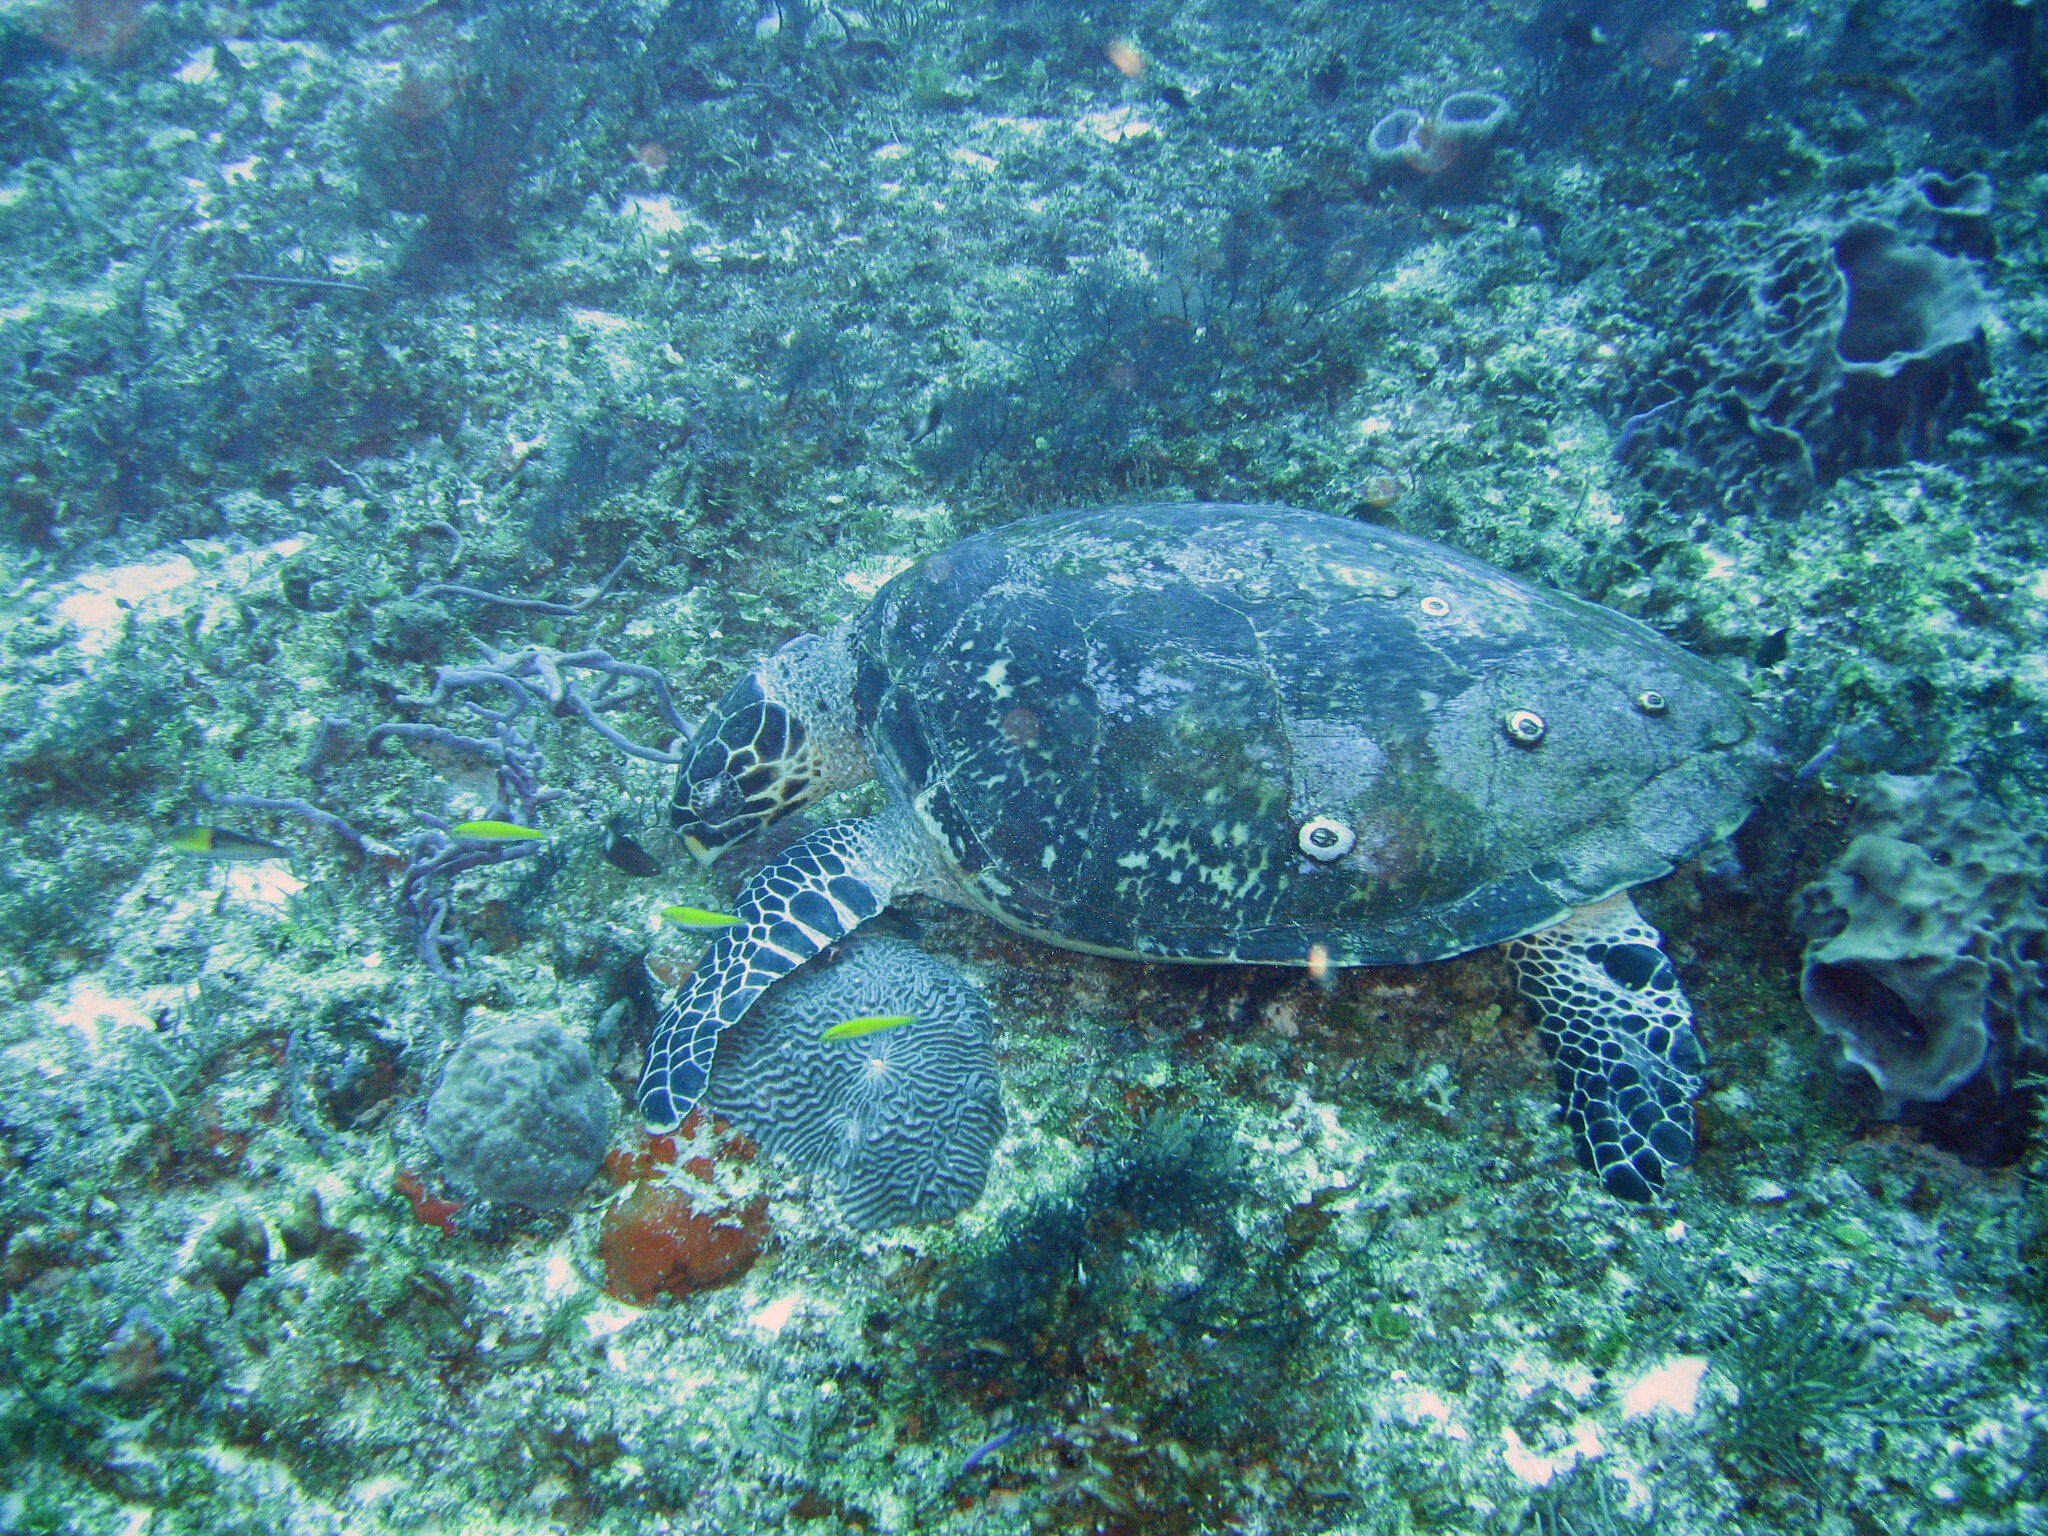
[[1506, 893, 1705, 1202], [638, 810, 911, 1131]]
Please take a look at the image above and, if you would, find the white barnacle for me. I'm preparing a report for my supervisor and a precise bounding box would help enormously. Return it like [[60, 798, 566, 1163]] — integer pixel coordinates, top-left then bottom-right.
[[1299, 816, 1356, 861]]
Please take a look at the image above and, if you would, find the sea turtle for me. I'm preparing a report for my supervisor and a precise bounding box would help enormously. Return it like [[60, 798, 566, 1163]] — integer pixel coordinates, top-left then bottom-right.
[[640, 503, 1773, 1200]]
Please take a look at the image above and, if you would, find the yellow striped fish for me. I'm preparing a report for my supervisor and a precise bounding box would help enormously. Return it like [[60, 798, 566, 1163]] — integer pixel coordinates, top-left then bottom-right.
[[820, 1014, 914, 1041], [168, 825, 291, 861], [448, 820, 546, 841], [660, 905, 743, 927]]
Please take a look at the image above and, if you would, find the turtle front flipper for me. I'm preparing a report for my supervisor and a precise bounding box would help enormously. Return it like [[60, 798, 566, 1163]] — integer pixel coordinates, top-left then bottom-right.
[[1506, 893, 1706, 1202], [638, 806, 920, 1131]]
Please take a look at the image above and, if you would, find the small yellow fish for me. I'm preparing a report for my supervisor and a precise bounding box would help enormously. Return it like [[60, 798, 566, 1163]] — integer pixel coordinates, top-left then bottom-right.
[[168, 825, 291, 861], [821, 1014, 914, 1041], [448, 820, 547, 842], [660, 905, 743, 927]]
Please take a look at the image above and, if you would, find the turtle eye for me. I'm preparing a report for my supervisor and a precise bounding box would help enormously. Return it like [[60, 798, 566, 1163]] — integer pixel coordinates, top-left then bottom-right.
[[1298, 816, 1356, 861]]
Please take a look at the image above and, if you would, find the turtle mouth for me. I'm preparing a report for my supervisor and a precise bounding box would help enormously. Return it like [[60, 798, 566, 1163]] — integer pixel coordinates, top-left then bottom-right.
[[673, 810, 749, 864], [673, 773, 751, 861]]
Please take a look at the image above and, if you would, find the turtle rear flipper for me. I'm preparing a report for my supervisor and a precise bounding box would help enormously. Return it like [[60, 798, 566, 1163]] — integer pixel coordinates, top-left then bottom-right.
[[1507, 894, 1705, 1203], [638, 805, 922, 1130]]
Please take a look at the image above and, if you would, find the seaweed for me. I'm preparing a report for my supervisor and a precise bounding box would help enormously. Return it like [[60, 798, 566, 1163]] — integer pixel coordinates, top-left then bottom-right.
[[917, 198, 1408, 503], [928, 1109, 1352, 1534], [937, 1114, 1255, 1399], [1522, 1466, 1655, 1535], [0, 633, 193, 816], [1715, 1282, 1970, 1494]]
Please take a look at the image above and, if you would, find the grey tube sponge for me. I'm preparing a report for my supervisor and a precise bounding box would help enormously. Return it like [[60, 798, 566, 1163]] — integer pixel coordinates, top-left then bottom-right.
[[706, 937, 1005, 1231], [424, 1019, 613, 1209], [1790, 770, 2048, 1114], [1431, 91, 1511, 150], [1366, 94, 1510, 177], [1367, 108, 1427, 170]]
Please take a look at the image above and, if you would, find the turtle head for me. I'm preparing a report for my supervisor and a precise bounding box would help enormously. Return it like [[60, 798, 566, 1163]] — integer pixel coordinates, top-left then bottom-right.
[[672, 632, 866, 864]]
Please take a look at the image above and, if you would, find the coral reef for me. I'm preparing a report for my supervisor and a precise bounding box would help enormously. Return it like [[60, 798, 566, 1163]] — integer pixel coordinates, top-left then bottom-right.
[[0, 0, 2044, 1528], [1619, 173, 1996, 519], [423, 1018, 612, 1209], [1791, 769, 2048, 1117], [707, 936, 1006, 1230]]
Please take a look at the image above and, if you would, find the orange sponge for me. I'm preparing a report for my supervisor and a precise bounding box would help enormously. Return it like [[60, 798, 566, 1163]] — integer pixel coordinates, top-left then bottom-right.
[[598, 1183, 768, 1303]]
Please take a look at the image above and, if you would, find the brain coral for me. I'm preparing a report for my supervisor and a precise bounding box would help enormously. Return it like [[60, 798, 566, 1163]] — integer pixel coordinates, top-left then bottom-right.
[[424, 1019, 613, 1210], [1618, 172, 1994, 520], [1790, 770, 2048, 1115], [706, 937, 1005, 1230]]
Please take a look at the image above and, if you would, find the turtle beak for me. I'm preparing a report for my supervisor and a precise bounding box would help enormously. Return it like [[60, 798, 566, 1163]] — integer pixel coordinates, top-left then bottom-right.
[[684, 833, 720, 867]]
